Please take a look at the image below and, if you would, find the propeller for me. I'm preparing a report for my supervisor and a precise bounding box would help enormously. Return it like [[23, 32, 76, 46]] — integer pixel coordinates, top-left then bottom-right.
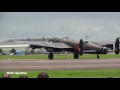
[[115, 38, 119, 54], [79, 39, 83, 55]]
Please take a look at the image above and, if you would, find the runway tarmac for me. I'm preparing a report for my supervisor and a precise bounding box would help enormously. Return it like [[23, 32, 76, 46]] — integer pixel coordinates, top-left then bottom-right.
[[0, 58, 120, 71]]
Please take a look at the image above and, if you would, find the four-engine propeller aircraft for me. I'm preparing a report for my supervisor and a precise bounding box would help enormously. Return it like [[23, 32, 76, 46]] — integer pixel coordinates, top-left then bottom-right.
[[29, 37, 119, 60]]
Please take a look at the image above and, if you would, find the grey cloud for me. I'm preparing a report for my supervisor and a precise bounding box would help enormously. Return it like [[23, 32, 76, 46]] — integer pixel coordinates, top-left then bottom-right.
[[0, 12, 120, 42], [2, 12, 120, 19]]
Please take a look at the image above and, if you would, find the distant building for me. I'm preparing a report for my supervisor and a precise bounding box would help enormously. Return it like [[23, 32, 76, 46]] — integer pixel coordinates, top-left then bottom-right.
[[0, 38, 51, 55]]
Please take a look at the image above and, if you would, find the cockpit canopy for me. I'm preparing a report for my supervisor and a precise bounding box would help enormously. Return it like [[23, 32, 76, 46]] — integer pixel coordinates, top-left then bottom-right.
[[53, 37, 75, 41], [63, 37, 75, 41], [53, 36, 62, 40]]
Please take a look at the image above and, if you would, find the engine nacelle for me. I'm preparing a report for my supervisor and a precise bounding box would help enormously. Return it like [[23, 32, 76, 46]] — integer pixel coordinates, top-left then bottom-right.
[[96, 47, 108, 54], [47, 48, 54, 52], [101, 47, 108, 54]]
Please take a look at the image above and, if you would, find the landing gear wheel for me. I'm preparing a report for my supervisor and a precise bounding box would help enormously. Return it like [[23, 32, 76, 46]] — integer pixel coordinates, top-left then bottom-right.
[[48, 52, 53, 60], [74, 52, 79, 59]]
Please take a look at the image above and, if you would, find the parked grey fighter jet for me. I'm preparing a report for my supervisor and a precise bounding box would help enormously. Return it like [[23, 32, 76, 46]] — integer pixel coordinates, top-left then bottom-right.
[[29, 37, 119, 60]]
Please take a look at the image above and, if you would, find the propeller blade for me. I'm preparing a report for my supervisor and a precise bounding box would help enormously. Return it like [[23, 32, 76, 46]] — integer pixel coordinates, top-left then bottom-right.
[[115, 38, 119, 54], [79, 39, 83, 55]]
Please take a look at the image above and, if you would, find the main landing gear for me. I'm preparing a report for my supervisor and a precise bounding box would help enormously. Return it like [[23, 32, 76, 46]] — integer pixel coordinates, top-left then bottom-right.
[[48, 52, 53, 60], [48, 52, 79, 60], [74, 52, 79, 59]]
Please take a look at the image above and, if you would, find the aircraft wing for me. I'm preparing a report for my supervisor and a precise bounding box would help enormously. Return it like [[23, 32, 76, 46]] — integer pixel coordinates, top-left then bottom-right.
[[83, 50, 98, 54], [14, 40, 72, 49], [29, 42, 72, 49], [83, 50, 97, 52]]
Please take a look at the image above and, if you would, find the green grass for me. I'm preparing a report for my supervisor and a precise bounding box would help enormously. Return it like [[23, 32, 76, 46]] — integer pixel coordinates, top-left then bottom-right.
[[1, 54, 119, 78], [0, 54, 120, 60], [0, 69, 120, 78]]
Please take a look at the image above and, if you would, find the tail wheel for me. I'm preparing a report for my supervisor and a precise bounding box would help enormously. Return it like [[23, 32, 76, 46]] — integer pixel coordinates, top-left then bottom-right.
[[97, 54, 99, 59]]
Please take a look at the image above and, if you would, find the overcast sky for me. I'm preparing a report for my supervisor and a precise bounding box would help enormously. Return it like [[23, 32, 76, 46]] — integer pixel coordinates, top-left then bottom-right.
[[0, 12, 120, 42]]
